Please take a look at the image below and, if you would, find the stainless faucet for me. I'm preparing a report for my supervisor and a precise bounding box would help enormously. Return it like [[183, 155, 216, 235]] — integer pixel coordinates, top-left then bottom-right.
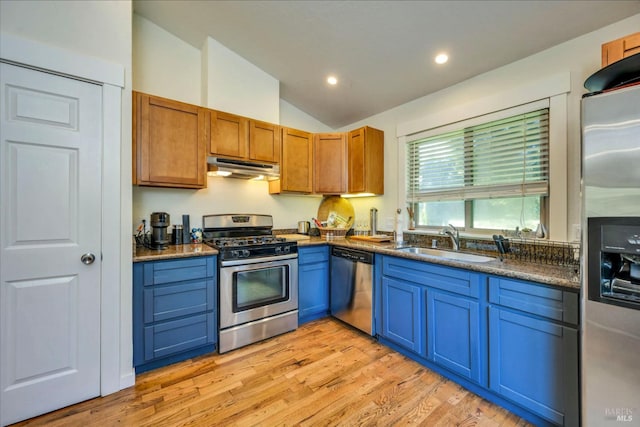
[[441, 224, 460, 251]]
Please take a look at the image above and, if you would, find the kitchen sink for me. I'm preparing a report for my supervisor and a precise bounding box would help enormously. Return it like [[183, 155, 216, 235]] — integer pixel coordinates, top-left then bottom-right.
[[396, 247, 495, 263]]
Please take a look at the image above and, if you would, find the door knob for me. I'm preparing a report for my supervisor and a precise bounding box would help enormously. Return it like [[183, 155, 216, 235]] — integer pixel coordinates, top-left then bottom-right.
[[81, 253, 96, 265]]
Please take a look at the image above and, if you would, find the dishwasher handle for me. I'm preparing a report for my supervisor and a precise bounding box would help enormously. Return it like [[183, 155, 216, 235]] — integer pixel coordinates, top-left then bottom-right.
[[331, 246, 374, 264]]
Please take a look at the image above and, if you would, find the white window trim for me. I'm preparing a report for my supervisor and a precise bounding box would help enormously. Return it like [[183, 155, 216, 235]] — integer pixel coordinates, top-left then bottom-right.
[[397, 72, 570, 241], [407, 98, 549, 141]]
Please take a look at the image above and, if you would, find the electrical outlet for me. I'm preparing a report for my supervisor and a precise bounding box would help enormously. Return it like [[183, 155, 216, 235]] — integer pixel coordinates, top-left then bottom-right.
[[572, 224, 581, 241]]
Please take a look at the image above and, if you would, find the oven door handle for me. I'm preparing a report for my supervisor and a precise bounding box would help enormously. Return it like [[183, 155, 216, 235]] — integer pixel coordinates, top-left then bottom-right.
[[220, 253, 298, 267]]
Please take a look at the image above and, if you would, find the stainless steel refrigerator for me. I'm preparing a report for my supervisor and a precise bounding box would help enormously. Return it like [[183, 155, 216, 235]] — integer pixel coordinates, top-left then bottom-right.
[[581, 83, 640, 426]]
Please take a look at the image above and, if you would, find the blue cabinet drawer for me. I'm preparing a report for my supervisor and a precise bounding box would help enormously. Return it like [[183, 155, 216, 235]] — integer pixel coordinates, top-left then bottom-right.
[[143, 312, 215, 362], [143, 256, 215, 286], [143, 278, 215, 324], [298, 245, 329, 264], [489, 277, 578, 325], [383, 256, 480, 298]]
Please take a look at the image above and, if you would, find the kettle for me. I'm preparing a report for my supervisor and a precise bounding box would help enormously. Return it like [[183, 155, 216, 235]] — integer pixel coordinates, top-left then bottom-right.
[[297, 221, 310, 235]]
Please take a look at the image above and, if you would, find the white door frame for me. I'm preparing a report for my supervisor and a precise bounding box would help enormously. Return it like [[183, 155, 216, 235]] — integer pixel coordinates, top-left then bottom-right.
[[0, 33, 131, 395]]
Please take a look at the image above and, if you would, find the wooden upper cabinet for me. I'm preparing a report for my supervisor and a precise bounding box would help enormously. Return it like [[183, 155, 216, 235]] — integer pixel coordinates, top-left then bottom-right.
[[210, 110, 280, 163], [249, 120, 280, 163], [310, 127, 384, 196], [133, 92, 207, 189], [209, 110, 249, 159], [314, 133, 347, 194], [270, 127, 313, 194], [132, 91, 383, 195], [602, 32, 640, 67], [348, 126, 384, 195]]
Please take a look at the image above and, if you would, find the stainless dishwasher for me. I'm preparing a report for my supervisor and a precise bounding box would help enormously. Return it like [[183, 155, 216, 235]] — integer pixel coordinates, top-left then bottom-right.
[[330, 246, 374, 335]]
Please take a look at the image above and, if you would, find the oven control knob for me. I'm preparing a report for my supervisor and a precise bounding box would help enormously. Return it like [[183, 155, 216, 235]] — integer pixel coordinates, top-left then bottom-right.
[[275, 246, 282, 254], [230, 250, 239, 259], [284, 246, 291, 253], [242, 249, 250, 258]]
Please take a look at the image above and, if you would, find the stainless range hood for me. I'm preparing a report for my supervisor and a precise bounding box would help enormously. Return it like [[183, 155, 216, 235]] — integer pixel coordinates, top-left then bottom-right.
[[207, 157, 280, 181]]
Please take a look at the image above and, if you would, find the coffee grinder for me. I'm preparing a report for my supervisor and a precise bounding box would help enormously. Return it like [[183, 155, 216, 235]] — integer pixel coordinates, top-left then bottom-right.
[[150, 212, 170, 249]]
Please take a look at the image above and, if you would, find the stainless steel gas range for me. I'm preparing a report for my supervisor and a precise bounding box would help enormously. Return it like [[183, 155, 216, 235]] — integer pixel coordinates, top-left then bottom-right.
[[202, 214, 298, 353]]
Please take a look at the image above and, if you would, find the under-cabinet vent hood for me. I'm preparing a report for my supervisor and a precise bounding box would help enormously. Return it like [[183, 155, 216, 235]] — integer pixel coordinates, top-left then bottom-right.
[[207, 157, 280, 181]]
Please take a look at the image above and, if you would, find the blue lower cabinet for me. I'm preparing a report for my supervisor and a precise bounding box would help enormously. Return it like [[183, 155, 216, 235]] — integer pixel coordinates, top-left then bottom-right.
[[427, 290, 482, 385], [133, 255, 217, 373], [378, 255, 578, 426], [143, 312, 215, 361], [489, 306, 578, 426], [380, 276, 426, 356], [298, 246, 329, 324]]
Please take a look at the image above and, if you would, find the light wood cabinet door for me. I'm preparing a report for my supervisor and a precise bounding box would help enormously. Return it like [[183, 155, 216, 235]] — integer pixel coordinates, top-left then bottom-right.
[[314, 133, 347, 194], [209, 110, 249, 159], [348, 126, 384, 195], [601, 32, 640, 67], [249, 120, 280, 163], [276, 127, 313, 193], [133, 92, 207, 189]]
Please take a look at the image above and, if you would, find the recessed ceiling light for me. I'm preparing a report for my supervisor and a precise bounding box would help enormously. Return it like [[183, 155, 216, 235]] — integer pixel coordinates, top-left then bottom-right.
[[435, 53, 449, 64], [327, 75, 338, 85]]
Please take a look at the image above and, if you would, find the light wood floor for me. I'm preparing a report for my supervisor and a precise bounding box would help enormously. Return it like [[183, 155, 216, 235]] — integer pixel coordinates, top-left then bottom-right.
[[14, 318, 532, 426]]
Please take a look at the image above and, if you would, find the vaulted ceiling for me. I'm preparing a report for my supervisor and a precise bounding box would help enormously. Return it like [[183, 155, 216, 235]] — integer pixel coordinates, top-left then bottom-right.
[[134, 1, 640, 128]]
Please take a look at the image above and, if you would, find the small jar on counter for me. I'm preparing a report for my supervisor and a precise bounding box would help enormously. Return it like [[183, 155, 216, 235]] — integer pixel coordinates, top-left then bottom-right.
[[171, 224, 183, 245]]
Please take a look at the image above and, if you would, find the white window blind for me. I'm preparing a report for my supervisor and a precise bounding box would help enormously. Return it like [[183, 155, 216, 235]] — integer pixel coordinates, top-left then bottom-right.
[[407, 108, 549, 202]]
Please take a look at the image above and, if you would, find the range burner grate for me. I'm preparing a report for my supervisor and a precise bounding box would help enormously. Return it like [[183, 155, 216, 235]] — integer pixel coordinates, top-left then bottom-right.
[[209, 236, 287, 248]]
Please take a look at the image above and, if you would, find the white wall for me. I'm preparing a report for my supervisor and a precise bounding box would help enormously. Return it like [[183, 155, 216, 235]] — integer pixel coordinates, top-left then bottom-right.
[[0, 0, 134, 390], [339, 13, 640, 242], [133, 14, 200, 105], [133, 180, 324, 230], [0, 0, 130, 65], [202, 36, 279, 123], [280, 99, 333, 133]]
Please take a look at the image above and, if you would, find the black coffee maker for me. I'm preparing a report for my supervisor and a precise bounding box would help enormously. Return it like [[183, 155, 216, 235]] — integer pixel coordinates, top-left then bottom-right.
[[150, 212, 170, 249]]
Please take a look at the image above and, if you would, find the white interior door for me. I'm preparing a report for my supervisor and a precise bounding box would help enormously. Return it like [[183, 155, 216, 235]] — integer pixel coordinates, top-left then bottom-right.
[[0, 62, 102, 425]]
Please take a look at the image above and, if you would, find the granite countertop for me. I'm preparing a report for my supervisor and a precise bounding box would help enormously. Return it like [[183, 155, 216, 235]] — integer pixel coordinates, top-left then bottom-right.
[[294, 235, 580, 290], [131, 235, 580, 290], [133, 243, 218, 262]]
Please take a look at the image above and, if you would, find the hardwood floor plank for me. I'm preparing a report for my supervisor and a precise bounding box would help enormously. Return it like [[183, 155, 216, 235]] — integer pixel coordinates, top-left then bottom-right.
[[399, 394, 445, 425], [12, 318, 533, 427], [369, 372, 443, 425]]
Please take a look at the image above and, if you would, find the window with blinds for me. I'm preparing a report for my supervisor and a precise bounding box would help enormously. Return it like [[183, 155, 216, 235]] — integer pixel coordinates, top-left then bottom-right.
[[406, 107, 549, 230]]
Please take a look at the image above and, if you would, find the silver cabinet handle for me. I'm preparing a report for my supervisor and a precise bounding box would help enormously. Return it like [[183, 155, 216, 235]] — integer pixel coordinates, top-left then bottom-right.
[[81, 253, 96, 265]]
